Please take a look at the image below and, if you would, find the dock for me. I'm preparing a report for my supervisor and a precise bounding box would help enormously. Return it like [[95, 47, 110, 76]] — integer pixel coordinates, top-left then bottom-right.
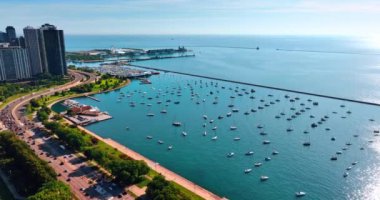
[[85, 95, 100, 102]]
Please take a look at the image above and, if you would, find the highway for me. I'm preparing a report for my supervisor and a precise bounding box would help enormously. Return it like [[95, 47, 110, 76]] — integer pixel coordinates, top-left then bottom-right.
[[0, 70, 132, 200]]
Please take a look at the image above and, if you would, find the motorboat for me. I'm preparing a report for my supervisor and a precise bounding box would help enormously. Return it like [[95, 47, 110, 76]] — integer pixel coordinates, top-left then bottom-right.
[[211, 136, 218, 140], [260, 176, 269, 181], [272, 150, 279, 155], [227, 152, 235, 157], [158, 140, 164, 144], [244, 169, 252, 174], [295, 191, 306, 197], [230, 126, 237, 130], [203, 131, 207, 136], [254, 162, 262, 167], [172, 122, 181, 127], [262, 140, 270, 144], [182, 131, 187, 136], [146, 136, 153, 139], [245, 151, 254, 156], [168, 145, 173, 150], [264, 157, 271, 161], [234, 137, 241, 141]]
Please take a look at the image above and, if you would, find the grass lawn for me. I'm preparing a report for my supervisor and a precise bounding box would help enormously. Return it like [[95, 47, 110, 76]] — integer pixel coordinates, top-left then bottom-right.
[[0, 177, 14, 200], [171, 181, 204, 200]]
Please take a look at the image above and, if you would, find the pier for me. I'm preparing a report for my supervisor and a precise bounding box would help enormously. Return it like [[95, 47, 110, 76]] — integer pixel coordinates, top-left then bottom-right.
[[85, 95, 100, 102], [130, 64, 380, 107]]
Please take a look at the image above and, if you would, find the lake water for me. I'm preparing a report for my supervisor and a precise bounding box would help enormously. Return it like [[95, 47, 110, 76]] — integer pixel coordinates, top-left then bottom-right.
[[59, 35, 380, 200]]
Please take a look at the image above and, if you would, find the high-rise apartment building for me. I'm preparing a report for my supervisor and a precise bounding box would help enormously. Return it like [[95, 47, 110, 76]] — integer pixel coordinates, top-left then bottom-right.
[[0, 47, 31, 81]]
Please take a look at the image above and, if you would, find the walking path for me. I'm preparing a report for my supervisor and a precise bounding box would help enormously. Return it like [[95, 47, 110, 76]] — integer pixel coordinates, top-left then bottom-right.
[[75, 125, 225, 200]]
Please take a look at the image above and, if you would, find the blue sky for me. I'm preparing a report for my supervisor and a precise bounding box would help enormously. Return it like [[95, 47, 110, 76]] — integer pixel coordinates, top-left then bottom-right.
[[1, 0, 380, 36]]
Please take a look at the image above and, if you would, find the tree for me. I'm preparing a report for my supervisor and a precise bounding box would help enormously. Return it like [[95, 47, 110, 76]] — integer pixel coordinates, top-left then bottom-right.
[[27, 181, 72, 200]]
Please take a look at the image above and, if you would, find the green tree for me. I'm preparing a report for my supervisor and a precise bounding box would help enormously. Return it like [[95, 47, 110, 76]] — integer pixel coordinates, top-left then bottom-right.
[[27, 181, 72, 200]]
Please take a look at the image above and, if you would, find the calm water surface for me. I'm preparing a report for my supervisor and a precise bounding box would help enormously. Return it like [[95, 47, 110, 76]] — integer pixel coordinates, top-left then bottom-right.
[[58, 35, 380, 199]]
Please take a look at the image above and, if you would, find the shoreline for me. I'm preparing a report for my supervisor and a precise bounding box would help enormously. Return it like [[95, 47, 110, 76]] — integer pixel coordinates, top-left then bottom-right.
[[76, 126, 224, 200], [47, 78, 225, 200]]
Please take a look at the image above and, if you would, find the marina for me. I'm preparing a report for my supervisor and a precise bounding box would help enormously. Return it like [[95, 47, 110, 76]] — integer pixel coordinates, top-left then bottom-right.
[[52, 71, 380, 200]]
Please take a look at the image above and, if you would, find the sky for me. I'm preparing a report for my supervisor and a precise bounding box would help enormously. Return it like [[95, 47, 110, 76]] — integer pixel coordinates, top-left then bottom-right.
[[1, 0, 380, 36]]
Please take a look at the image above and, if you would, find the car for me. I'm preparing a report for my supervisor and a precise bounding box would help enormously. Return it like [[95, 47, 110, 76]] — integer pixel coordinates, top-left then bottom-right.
[[60, 161, 64, 165], [64, 169, 68, 173], [118, 194, 122, 198], [39, 152, 44, 155], [84, 193, 89, 196], [66, 178, 71, 182], [57, 173, 62, 177]]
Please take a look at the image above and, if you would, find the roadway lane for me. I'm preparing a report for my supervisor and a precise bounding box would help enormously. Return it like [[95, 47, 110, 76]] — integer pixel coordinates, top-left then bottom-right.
[[0, 70, 132, 200]]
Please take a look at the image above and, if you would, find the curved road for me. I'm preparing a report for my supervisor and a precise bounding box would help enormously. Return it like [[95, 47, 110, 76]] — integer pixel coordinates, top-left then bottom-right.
[[0, 70, 131, 200]]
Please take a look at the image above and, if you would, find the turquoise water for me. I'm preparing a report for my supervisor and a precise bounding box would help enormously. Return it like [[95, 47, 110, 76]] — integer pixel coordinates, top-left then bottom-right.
[[60, 35, 380, 199], [66, 35, 380, 103]]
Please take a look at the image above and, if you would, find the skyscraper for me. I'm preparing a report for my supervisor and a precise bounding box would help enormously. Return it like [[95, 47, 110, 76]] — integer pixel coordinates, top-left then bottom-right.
[[5, 26, 16, 42], [40, 24, 67, 75], [23, 24, 67, 76], [23, 26, 45, 75], [0, 47, 31, 81]]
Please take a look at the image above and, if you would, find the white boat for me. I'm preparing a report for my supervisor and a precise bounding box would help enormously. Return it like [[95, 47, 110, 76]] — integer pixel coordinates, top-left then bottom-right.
[[226, 112, 232, 117], [158, 140, 164, 144], [254, 162, 262, 167], [245, 151, 254, 156], [203, 115, 208, 120], [343, 172, 348, 178], [147, 113, 155, 117], [234, 137, 241, 141], [160, 110, 167, 114], [211, 136, 218, 140], [264, 157, 271, 161], [172, 122, 181, 127], [346, 166, 352, 171], [295, 191, 306, 197], [203, 131, 207, 136], [260, 176, 269, 181], [230, 126, 237, 130], [182, 131, 187, 136], [146, 136, 153, 139], [212, 126, 218, 130], [244, 169, 252, 174], [263, 140, 270, 144], [168, 145, 173, 150], [202, 123, 207, 127], [272, 150, 279, 155], [209, 119, 214, 123], [352, 161, 358, 165], [227, 152, 235, 157]]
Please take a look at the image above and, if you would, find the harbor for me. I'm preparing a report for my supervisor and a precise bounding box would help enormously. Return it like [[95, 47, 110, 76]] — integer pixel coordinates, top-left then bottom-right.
[[52, 71, 380, 200]]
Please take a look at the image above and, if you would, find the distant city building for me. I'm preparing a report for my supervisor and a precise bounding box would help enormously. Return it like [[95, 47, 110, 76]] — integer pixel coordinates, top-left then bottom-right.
[[24, 24, 67, 76], [5, 26, 16, 42], [40, 23, 67, 75], [0, 47, 31, 81], [0, 32, 7, 43], [18, 36, 25, 48]]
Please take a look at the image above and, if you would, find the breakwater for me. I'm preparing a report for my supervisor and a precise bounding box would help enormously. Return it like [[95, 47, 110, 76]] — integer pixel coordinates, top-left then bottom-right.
[[130, 64, 380, 107]]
